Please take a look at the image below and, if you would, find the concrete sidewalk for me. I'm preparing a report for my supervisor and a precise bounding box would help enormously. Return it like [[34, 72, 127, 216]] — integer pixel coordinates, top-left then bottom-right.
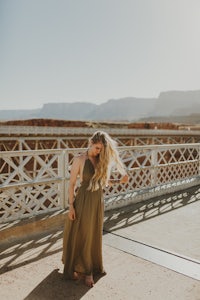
[[1, 186, 200, 300]]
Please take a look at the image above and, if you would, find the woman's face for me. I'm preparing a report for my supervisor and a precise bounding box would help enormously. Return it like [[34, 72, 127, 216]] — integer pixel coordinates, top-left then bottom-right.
[[90, 142, 103, 156]]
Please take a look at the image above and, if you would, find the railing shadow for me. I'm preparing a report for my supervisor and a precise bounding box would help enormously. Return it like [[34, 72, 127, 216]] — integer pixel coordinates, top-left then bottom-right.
[[0, 230, 105, 300], [104, 185, 200, 233], [1, 185, 200, 277], [23, 268, 104, 300], [0, 230, 63, 275]]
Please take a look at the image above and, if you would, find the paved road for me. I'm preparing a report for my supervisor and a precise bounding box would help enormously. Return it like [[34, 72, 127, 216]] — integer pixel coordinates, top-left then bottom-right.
[[1, 187, 200, 300]]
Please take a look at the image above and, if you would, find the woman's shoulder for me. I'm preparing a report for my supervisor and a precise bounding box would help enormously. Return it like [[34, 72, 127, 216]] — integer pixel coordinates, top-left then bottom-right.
[[73, 152, 87, 164]]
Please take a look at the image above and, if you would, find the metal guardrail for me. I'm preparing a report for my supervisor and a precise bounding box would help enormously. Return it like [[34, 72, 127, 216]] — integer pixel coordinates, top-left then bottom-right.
[[1, 127, 200, 152], [1, 125, 200, 136], [0, 143, 200, 223]]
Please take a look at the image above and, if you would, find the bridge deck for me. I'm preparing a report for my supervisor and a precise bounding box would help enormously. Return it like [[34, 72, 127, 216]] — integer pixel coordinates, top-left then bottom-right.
[[0, 186, 200, 299]]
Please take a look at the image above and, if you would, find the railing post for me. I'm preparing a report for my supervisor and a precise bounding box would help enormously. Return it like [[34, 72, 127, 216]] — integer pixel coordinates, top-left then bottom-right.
[[151, 148, 157, 187], [199, 145, 200, 176], [58, 150, 67, 209], [65, 150, 69, 208]]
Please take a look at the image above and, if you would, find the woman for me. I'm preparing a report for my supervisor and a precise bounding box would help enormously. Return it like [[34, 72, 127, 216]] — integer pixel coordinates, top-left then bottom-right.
[[62, 131, 128, 287]]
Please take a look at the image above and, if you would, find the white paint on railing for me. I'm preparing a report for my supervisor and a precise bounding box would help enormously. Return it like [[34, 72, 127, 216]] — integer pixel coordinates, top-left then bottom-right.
[[0, 143, 200, 223], [1, 125, 200, 136]]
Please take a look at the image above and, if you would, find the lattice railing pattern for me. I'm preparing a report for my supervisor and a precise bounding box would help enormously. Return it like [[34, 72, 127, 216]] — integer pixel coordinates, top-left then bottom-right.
[[103, 145, 200, 196], [1, 129, 200, 152], [0, 150, 61, 185], [1, 182, 60, 221], [0, 144, 200, 223]]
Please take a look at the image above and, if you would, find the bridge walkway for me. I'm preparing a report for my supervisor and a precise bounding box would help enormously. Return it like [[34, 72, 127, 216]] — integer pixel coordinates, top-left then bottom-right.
[[1, 186, 200, 300]]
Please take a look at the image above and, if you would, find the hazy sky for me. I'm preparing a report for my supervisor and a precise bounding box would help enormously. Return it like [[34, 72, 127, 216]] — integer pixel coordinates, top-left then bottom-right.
[[1, 0, 200, 110]]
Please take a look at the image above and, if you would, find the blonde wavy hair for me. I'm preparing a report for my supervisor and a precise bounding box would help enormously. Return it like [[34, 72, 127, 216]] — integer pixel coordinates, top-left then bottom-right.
[[87, 131, 126, 191]]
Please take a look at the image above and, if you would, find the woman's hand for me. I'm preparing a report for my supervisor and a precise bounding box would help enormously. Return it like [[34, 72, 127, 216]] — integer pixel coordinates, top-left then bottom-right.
[[120, 174, 129, 184], [68, 205, 76, 221], [108, 174, 129, 186]]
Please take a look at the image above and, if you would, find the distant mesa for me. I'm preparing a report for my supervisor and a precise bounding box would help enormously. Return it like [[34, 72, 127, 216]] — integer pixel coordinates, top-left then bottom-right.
[[0, 90, 200, 123]]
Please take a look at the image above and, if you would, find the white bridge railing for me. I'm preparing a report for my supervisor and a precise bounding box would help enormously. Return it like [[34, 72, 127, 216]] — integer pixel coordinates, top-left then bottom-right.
[[0, 125, 196, 136], [0, 143, 200, 223]]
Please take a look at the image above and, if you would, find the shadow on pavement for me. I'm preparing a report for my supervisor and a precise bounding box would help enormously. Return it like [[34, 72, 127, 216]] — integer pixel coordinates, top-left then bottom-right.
[[24, 268, 102, 300], [0, 230, 63, 275], [104, 185, 200, 232], [1, 186, 200, 277]]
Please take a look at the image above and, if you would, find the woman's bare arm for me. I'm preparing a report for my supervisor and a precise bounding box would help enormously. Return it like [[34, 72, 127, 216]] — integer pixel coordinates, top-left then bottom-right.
[[68, 156, 81, 220]]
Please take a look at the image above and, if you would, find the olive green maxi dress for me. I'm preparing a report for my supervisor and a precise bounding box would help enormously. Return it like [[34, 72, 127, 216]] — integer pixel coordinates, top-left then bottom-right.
[[62, 158, 105, 279]]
